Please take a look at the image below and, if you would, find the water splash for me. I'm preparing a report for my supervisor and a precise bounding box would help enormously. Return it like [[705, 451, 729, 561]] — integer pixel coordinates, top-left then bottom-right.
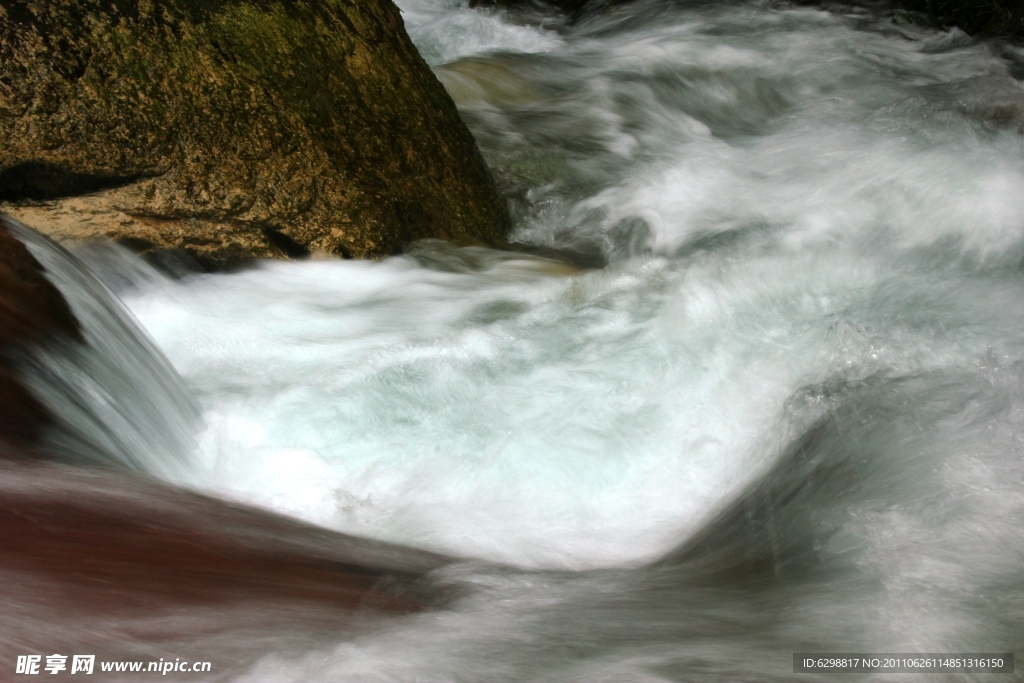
[[8, 0, 1024, 679], [394, 0, 564, 65]]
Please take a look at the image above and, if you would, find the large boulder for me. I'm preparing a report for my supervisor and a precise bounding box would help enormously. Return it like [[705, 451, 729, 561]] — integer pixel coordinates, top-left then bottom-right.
[[0, 215, 81, 447], [0, 0, 511, 267]]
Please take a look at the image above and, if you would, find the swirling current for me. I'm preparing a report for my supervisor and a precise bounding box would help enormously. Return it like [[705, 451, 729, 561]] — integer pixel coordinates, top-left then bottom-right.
[[15, 0, 1024, 680]]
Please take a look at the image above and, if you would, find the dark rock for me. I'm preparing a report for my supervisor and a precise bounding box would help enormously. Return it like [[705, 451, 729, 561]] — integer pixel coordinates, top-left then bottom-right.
[[0, 0, 512, 266]]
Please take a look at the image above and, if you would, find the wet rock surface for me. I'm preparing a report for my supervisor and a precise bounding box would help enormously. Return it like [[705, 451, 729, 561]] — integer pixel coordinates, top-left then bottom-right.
[[0, 461, 448, 673]]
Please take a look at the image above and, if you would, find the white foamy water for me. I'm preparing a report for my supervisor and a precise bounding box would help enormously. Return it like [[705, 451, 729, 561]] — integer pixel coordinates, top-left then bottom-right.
[[119, 249, 813, 568], [38, 0, 1024, 679], [394, 0, 563, 64], [99, 0, 1024, 571]]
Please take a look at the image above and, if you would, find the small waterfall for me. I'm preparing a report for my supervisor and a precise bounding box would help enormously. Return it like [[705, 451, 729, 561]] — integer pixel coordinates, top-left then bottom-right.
[[5, 217, 197, 475], [3, 2, 1024, 680]]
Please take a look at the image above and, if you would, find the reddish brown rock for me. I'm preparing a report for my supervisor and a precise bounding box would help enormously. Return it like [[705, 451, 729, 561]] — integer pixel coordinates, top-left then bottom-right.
[[0, 462, 448, 672]]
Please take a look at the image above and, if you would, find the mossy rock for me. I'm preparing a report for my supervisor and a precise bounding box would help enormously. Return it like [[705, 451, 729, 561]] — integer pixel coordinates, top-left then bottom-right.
[[0, 0, 511, 265]]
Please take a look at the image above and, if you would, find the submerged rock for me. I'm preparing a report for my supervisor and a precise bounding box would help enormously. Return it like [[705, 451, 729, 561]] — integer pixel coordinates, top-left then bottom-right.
[[0, 215, 81, 447], [0, 462, 444, 611], [0, 462, 448, 667], [0, 0, 511, 267]]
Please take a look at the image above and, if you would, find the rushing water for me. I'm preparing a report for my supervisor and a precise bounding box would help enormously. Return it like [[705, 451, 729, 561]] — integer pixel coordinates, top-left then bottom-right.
[[22, 0, 1024, 680]]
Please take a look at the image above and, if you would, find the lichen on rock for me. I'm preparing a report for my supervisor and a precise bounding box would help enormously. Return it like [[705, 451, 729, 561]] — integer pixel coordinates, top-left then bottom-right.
[[0, 0, 511, 267]]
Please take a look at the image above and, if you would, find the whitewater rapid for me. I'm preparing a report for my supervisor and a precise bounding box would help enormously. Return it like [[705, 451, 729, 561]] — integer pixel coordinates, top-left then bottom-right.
[[28, 0, 1024, 680]]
